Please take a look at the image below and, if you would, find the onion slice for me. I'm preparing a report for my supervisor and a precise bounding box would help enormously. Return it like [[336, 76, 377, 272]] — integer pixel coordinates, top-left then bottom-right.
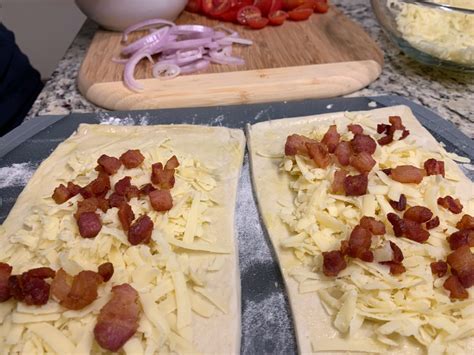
[[122, 19, 175, 41]]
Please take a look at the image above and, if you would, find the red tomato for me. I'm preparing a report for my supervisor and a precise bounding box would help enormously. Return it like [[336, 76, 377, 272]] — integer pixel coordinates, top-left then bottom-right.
[[253, 0, 273, 16], [210, 0, 232, 15], [288, 6, 313, 20], [247, 16, 269, 29], [282, 0, 307, 10], [186, 0, 202, 13], [237, 5, 262, 25], [269, 0, 283, 13], [268, 10, 288, 25], [217, 0, 253, 22], [313, 0, 329, 13], [202, 0, 214, 14]]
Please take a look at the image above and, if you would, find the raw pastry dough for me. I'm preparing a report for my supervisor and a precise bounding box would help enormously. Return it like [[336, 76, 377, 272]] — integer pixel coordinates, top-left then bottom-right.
[[0, 124, 245, 354], [247, 105, 474, 354]]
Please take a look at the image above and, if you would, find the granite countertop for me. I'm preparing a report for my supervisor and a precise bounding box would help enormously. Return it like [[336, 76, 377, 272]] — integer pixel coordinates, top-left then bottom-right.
[[27, 0, 474, 138]]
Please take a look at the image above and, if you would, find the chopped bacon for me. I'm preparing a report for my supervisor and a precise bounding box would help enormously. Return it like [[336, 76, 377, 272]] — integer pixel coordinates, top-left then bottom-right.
[[108, 192, 127, 208], [447, 229, 474, 250], [321, 125, 340, 153], [343, 173, 368, 196], [98, 263, 114, 282], [97, 198, 110, 213], [126, 186, 140, 200], [322, 250, 347, 277], [0, 263, 12, 302], [340, 240, 349, 256], [404, 219, 430, 243], [77, 212, 102, 238], [149, 190, 173, 212], [430, 261, 448, 278], [385, 262, 406, 275], [403, 206, 433, 223], [59, 271, 103, 310], [456, 214, 474, 230], [25, 267, 55, 280], [389, 241, 404, 263], [119, 149, 145, 169], [378, 116, 410, 146], [360, 216, 386, 235], [424, 158, 445, 177], [52, 184, 71, 204], [18, 275, 50, 305], [348, 225, 373, 262], [389, 194, 407, 211], [388, 116, 404, 130], [446, 245, 474, 288], [382, 168, 392, 175], [139, 183, 156, 196], [67, 182, 81, 197], [390, 165, 425, 184], [426, 216, 440, 230], [165, 155, 180, 170], [97, 155, 122, 175], [81, 172, 111, 199], [443, 275, 468, 300], [347, 124, 363, 135], [306, 142, 330, 169], [331, 170, 347, 194], [350, 134, 376, 155], [151, 163, 176, 190], [8, 275, 23, 301], [94, 284, 140, 352], [438, 196, 463, 214], [377, 123, 390, 134], [115, 176, 132, 196], [75, 197, 107, 219], [128, 215, 154, 245], [51, 269, 73, 302], [350, 152, 376, 173], [387, 213, 406, 237], [334, 141, 351, 166], [284, 134, 315, 156], [377, 134, 394, 146], [118, 203, 135, 231]]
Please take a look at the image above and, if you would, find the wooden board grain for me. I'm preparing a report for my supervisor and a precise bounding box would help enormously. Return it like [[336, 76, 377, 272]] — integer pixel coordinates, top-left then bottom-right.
[[78, 6, 383, 110]]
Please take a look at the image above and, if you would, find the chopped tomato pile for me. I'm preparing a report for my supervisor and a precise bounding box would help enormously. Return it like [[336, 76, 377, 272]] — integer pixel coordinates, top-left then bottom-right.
[[186, 0, 329, 29]]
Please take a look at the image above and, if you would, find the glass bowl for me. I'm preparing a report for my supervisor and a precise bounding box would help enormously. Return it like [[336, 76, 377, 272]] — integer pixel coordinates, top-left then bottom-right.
[[371, 0, 474, 72]]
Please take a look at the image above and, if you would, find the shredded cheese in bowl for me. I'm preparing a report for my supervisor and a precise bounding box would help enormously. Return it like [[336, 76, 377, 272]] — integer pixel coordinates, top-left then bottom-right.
[[279, 112, 474, 353]]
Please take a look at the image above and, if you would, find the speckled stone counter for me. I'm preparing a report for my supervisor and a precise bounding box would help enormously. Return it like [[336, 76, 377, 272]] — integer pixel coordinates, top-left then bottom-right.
[[27, 0, 474, 138]]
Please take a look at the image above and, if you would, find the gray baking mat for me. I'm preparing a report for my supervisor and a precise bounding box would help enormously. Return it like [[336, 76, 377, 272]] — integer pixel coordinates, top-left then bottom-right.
[[0, 95, 472, 355]]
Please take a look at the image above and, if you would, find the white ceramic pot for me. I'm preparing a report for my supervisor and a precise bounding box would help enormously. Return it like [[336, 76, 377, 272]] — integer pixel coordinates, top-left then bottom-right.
[[75, 0, 188, 31]]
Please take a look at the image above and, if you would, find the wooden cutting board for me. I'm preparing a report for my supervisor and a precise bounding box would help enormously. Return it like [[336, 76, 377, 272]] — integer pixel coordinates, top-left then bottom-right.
[[78, 7, 383, 110]]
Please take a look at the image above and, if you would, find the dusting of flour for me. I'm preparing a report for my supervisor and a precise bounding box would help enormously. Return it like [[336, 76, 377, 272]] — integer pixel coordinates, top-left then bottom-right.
[[98, 112, 150, 126], [0, 163, 36, 189]]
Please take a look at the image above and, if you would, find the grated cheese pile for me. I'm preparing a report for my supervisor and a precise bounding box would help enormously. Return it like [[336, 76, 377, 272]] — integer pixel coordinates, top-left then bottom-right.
[[0, 140, 231, 354], [278, 112, 474, 353], [387, 0, 474, 65]]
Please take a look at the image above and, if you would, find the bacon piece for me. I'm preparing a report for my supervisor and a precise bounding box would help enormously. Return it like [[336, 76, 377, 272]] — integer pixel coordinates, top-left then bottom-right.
[[390, 165, 425, 184], [67, 182, 81, 197], [8, 275, 23, 301], [340, 240, 349, 256], [0, 263, 12, 302], [128, 215, 154, 245], [334, 141, 351, 166], [151, 163, 176, 190], [350, 134, 376, 155], [75, 197, 106, 219], [424, 158, 445, 177], [120, 149, 144, 169], [425, 216, 440, 230], [118, 203, 135, 231], [78, 212, 102, 238], [382, 168, 392, 175], [60, 271, 103, 310], [387, 213, 406, 237], [360, 216, 386, 235], [377, 123, 390, 134], [389, 116, 404, 130], [438, 196, 463, 214], [52, 184, 71, 204], [321, 125, 340, 153], [389, 194, 407, 211], [386, 262, 406, 275], [149, 190, 173, 212], [115, 177, 132, 196], [108, 192, 127, 208], [139, 183, 156, 197], [389, 241, 404, 263], [447, 245, 474, 288], [165, 155, 180, 170], [306, 142, 330, 169], [443, 275, 468, 300], [348, 225, 373, 262], [322, 250, 347, 277], [457, 214, 474, 230], [25, 267, 56, 280], [403, 206, 433, 223], [343, 173, 368, 196], [126, 186, 140, 200], [347, 124, 363, 135], [94, 284, 140, 352], [430, 261, 448, 278], [284, 134, 316, 156], [98, 263, 114, 282], [404, 219, 430, 243], [447, 229, 474, 250], [51, 269, 73, 302], [19, 275, 50, 306], [377, 134, 394, 146], [81, 172, 111, 199], [350, 152, 376, 173], [97, 155, 122, 175], [331, 170, 347, 194]]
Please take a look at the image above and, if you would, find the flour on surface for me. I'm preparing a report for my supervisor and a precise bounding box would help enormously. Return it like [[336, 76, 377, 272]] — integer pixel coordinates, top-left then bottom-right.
[[209, 114, 225, 126], [326, 104, 334, 109], [0, 163, 37, 189], [368, 101, 378, 108], [98, 112, 150, 126]]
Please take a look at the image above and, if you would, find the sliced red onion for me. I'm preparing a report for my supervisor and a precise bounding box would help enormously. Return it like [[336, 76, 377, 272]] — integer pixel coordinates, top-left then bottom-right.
[[122, 27, 170, 56], [171, 25, 214, 38], [152, 63, 181, 80], [180, 60, 210, 74], [165, 37, 214, 50], [124, 50, 152, 91], [208, 50, 245, 65], [122, 19, 175, 42]]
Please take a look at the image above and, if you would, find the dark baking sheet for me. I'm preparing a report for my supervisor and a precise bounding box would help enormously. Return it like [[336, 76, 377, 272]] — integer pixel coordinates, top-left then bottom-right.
[[0, 95, 472, 355]]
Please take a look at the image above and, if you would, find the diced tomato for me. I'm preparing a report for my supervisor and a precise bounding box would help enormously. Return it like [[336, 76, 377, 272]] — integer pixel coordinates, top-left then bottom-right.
[[186, 0, 202, 13], [282, 0, 307, 10], [209, 0, 232, 16], [218, 0, 253, 22], [288, 6, 313, 20], [202, 0, 214, 14], [313, 0, 329, 13], [237, 5, 262, 25], [269, 0, 283, 13], [253, 0, 273, 16], [247, 16, 269, 29], [268, 10, 288, 25]]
